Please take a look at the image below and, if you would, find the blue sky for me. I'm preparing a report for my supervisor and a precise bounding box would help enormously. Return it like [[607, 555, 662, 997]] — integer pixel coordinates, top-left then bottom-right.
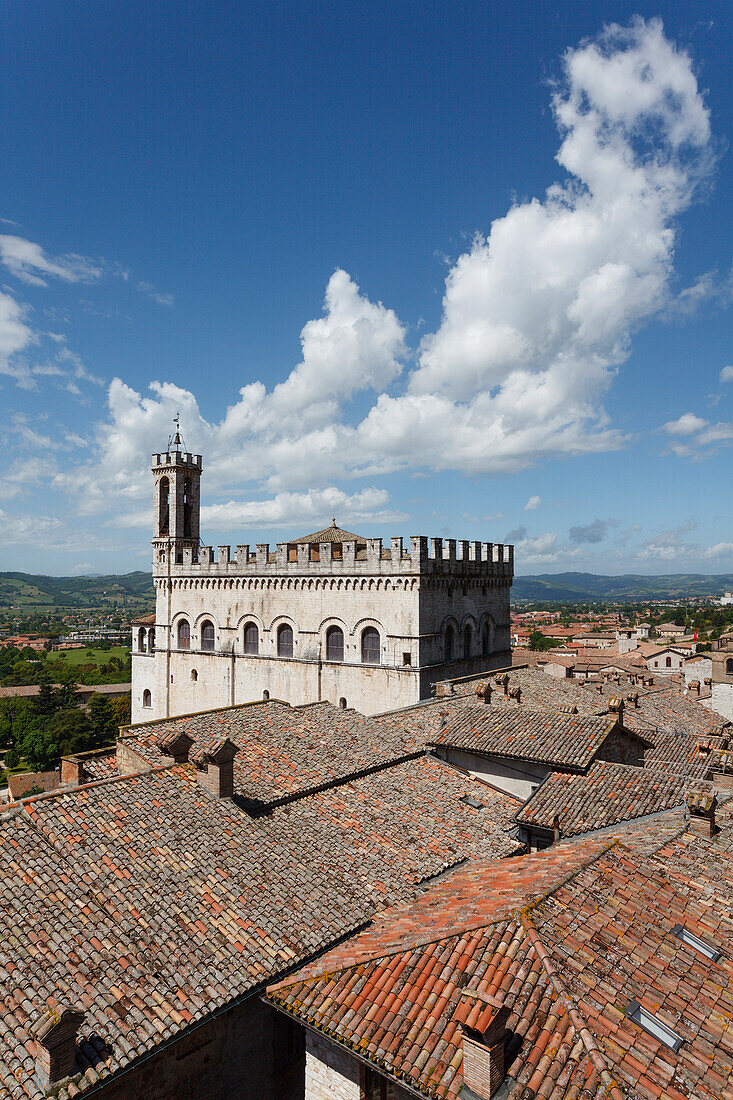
[[0, 1, 730, 577]]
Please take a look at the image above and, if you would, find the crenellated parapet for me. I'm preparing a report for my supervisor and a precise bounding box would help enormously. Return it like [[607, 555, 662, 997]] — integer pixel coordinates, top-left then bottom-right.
[[153, 535, 513, 579]]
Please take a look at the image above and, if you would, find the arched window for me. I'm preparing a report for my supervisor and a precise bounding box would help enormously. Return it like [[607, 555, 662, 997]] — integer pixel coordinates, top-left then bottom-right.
[[326, 626, 344, 662], [277, 623, 294, 657], [137, 628, 146, 653], [263, 689, 270, 700], [482, 622, 490, 656], [727, 658, 733, 675], [339, 697, 347, 709], [243, 622, 259, 655], [142, 689, 151, 708], [158, 477, 169, 536], [445, 625, 454, 663], [177, 620, 190, 650], [201, 620, 215, 652], [665, 656, 672, 668], [148, 628, 155, 653], [191, 669, 198, 682], [361, 627, 380, 664], [463, 624, 472, 659]]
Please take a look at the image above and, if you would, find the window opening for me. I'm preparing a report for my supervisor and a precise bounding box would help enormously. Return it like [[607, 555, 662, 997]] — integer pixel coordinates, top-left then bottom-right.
[[148, 628, 155, 652], [326, 626, 344, 662], [158, 477, 169, 536], [263, 689, 270, 700], [277, 623, 294, 657], [142, 689, 151, 708], [201, 620, 215, 652], [403, 651, 412, 666], [183, 476, 192, 538], [626, 1001, 683, 1051], [243, 622, 259, 655], [177, 620, 190, 650], [460, 794, 485, 810], [138, 628, 146, 652], [361, 627, 380, 664], [671, 924, 720, 961], [191, 669, 198, 682], [338, 697, 347, 709], [445, 625, 454, 663], [463, 624, 472, 659]]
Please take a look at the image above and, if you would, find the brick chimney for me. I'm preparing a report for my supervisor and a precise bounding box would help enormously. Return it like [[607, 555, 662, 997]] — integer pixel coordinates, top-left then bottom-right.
[[457, 993, 510, 1100], [476, 682, 492, 705], [157, 730, 193, 764], [553, 815, 561, 844], [31, 1005, 85, 1091], [60, 756, 86, 786], [495, 673, 509, 696], [508, 684, 521, 705], [687, 792, 716, 838], [608, 695, 625, 724], [192, 737, 238, 799]]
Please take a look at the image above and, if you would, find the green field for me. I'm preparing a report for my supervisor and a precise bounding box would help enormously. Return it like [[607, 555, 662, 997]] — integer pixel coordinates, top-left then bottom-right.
[[52, 646, 130, 667]]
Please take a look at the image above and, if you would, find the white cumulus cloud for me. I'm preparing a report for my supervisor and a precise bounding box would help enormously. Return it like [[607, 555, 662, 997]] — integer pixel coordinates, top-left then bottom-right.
[[524, 496, 542, 511]]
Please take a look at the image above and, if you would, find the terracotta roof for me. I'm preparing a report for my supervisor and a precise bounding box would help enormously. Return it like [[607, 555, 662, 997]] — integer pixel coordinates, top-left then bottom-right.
[[622, 684, 730, 779], [268, 826, 733, 1100], [130, 612, 156, 625], [515, 761, 687, 838], [293, 521, 364, 544], [7, 770, 60, 800], [123, 699, 423, 809], [431, 706, 627, 770], [0, 736, 527, 1097], [1, 766, 373, 1099]]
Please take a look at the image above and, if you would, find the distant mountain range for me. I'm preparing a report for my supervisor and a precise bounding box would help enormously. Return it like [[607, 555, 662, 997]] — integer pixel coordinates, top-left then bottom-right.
[[1, 569, 732, 613], [0, 571, 154, 612], [513, 572, 733, 602]]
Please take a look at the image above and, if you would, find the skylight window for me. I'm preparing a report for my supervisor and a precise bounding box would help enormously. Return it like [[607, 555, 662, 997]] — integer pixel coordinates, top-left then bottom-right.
[[671, 924, 720, 961], [626, 1001, 683, 1051], [460, 794, 485, 810]]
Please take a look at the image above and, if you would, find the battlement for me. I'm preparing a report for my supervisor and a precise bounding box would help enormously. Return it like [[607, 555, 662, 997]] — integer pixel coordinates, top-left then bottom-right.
[[152, 451, 203, 469], [153, 535, 514, 578]]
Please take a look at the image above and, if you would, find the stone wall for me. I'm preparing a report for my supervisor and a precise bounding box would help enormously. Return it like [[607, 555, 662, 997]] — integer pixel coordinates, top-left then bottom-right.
[[95, 997, 285, 1100], [304, 1030, 360, 1100]]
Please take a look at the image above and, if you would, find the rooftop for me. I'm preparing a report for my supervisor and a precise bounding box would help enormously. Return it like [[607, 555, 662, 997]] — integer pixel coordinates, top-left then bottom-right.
[[515, 760, 688, 838], [431, 705, 635, 770], [268, 824, 733, 1100], [122, 698, 423, 810]]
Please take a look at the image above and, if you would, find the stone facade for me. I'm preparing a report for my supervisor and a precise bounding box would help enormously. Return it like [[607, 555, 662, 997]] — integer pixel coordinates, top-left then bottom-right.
[[132, 444, 513, 721], [710, 635, 733, 722]]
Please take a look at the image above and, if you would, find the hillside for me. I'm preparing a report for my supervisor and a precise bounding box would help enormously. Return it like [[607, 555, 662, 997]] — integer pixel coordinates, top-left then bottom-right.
[[0, 571, 154, 612], [513, 571, 733, 602], [2, 569, 732, 612]]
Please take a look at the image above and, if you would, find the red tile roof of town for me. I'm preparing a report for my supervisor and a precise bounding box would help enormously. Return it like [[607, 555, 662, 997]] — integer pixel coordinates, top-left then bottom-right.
[[121, 698, 424, 808], [431, 706, 642, 770], [0, 710, 526, 1098], [515, 760, 688, 838], [268, 816, 733, 1099]]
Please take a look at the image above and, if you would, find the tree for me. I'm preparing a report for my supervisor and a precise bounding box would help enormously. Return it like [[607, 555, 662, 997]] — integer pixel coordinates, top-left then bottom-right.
[[528, 630, 555, 652]]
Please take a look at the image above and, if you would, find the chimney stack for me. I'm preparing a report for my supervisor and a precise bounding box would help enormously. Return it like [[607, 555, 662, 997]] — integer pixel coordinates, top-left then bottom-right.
[[608, 695, 625, 724], [508, 684, 521, 705], [192, 737, 238, 799], [457, 993, 510, 1099], [157, 730, 193, 764], [60, 756, 86, 786], [495, 673, 509, 696], [476, 682, 492, 705], [553, 815, 561, 844], [687, 792, 716, 838], [32, 1005, 85, 1091]]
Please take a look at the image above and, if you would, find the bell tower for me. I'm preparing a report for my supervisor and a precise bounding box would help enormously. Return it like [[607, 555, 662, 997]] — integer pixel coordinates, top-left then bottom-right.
[[152, 418, 202, 573]]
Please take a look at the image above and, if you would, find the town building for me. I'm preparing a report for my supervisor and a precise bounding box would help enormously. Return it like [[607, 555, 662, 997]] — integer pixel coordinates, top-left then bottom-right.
[[131, 436, 513, 721], [710, 630, 733, 721]]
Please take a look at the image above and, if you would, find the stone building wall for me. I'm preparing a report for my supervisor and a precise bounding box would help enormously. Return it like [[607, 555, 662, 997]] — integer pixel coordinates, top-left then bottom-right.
[[95, 997, 284, 1100], [304, 1031, 361, 1100]]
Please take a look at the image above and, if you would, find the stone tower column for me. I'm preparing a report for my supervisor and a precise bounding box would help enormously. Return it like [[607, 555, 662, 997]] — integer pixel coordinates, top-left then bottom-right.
[[151, 427, 203, 574]]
